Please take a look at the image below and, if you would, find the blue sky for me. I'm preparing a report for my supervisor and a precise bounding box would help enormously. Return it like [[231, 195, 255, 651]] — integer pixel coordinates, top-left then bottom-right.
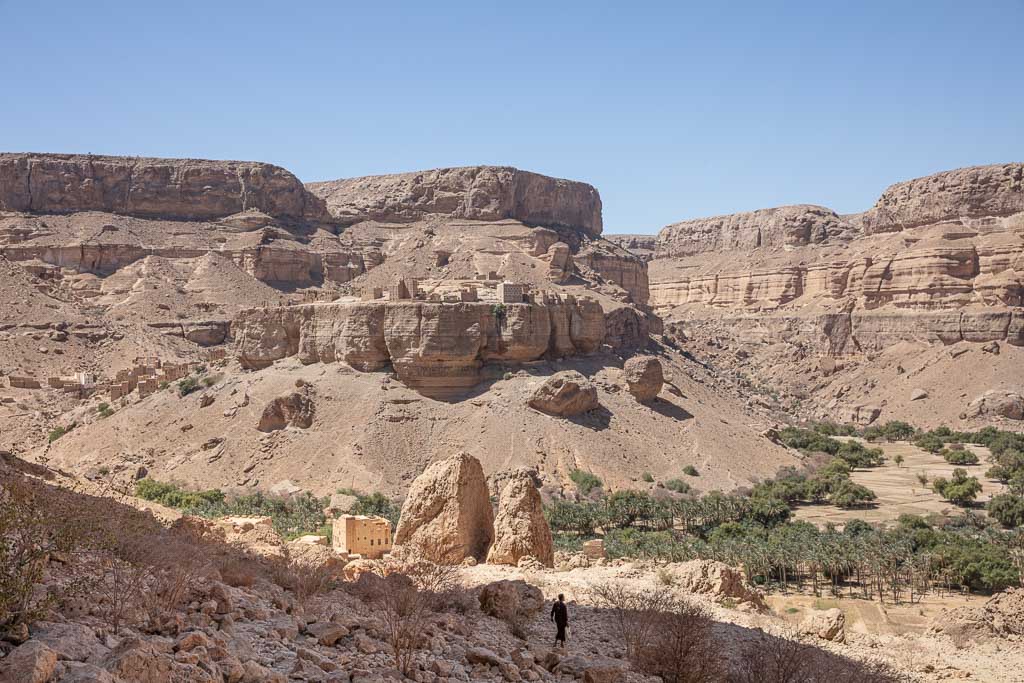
[[2, 1, 1022, 233]]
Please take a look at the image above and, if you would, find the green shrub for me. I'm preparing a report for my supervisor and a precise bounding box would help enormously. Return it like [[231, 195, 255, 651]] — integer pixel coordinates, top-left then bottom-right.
[[932, 469, 982, 507], [665, 479, 691, 494], [641, 472, 654, 483], [202, 374, 223, 388], [47, 421, 76, 443], [988, 493, 1024, 529], [349, 491, 401, 526], [829, 480, 877, 508], [941, 448, 979, 466], [683, 465, 699, 477], [569, 469, 603, 496], [134, 478, 328, 540], [178, 377, 199, 397]]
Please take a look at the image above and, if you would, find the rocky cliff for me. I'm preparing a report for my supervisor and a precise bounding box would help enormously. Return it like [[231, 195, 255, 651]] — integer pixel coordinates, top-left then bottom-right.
[[307, 166, 603, 237], [232, 297, 616, 396], [632, 162, 1024, 426], [656, 205, 852, 258], [856, 163, 1024, 235], [0, 153, 331, 222]]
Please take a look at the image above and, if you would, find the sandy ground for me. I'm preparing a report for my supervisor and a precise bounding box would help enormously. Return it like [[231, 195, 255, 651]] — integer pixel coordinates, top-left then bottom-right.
[[794, 440, 1004, 526]]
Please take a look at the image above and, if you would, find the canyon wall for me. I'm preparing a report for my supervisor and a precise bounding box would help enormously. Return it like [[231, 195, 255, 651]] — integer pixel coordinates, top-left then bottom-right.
[[0, 153, 330, 222], [639, 163, 1024, 356], [307, 166, 603, 236], [232, 297, 633, 396]]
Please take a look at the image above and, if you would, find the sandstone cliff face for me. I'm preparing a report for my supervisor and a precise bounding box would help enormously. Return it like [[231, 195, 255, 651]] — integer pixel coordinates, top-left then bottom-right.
[[643, 163, 1024, 356], [0, 153, 330, 222], [857, 163, 1024, 235], [393, 452, 494, 564], [656, 205, 849, 258], [232, 298, 610, 395], [307, 166, 603, 237]]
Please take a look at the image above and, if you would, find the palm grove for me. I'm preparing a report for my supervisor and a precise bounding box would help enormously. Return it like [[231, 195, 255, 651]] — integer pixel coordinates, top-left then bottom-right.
[[545, 423, 1024, 600]]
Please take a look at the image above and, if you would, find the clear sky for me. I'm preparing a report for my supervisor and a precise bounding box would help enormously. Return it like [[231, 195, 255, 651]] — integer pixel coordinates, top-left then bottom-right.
[[2, 1, 1022, 233]]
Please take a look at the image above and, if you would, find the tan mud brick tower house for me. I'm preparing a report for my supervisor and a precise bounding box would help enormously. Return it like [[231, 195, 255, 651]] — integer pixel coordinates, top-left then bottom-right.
[[332, 514, 393, 559]]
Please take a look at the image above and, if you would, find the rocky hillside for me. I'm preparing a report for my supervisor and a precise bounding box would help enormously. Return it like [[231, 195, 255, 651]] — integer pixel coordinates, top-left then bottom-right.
[[620, 163, 1024, 427]]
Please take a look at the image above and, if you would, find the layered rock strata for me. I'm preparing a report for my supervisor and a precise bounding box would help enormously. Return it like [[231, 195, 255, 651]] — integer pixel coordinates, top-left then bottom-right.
[[308, 166, 603, 236], [640, 163, 1024, 355], [0, 153, 330, 222], [232, 298, 615, 396]]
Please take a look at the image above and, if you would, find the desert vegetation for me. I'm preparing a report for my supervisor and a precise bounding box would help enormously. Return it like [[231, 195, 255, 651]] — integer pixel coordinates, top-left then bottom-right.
[[546, 425, 1024, 600]]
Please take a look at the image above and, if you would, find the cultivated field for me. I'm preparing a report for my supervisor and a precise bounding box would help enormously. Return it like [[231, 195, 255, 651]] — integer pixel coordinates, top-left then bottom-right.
[[793, 440, 1005, 527]]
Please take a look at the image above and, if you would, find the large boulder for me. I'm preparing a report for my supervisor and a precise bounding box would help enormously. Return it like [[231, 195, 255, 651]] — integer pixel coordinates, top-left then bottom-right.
[[257, 392, 315, 432], [486, 469, 554, 567], [659, 559, 766, 610], [967, 390, 1024, 420], [0, 640, 58, 683], [800, 608, 846, 642], [393, 452, 494, 564], [528, 371, 599, 417], [622, 356, 664, 402], [478, 580, 545, 623]]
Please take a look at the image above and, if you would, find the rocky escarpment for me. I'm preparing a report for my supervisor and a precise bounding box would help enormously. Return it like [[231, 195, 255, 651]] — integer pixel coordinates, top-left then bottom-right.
[[643, 164, 1024, 354], [307, 166, 603, 237], [856, 163, 1024, 235], [656, 204, 851, 258], [0, 153, 331, 223], [231, 297, 630, 396]]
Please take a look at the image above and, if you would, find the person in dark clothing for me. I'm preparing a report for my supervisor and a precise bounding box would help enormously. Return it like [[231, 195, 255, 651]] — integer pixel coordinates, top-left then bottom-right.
[[550, 594, 569, 648]]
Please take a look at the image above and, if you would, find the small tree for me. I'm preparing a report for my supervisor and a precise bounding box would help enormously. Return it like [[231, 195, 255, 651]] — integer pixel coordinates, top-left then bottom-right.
[[988, 493, 1024, 529], [941, 448, 979, 466], [932, 469, 982, 507], [893, 454, 904, 468]]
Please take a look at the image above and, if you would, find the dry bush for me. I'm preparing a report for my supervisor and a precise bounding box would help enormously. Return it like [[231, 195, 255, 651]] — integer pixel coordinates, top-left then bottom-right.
[[358, 553, 459, 676], [589, 582, 679, 660], [269, 559, 340, 604], [0, 478, 76, 637], [731, 630, 899, 683], [218, 558, 257, 588], [590, 582, 725, 682]]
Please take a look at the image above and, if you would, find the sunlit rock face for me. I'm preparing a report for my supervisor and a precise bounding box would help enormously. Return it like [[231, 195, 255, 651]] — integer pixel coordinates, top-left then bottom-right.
[[643, 163, 1024, 354], [232, 297, 615, 397], [308, 165, 603, 237]]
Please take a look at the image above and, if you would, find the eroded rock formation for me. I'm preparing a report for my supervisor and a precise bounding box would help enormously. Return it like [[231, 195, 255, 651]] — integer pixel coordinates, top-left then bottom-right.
[[527, 371, 599, 417], [232, 298, 611, 396], [486, 468, 554, 567], [393, 452, 494, 564], [257, 392, 315, 432], [642, 163, 1024, 354], [307, 166, 603, 236], [0, 153, 329, 222], [622, 356, 664, 402]]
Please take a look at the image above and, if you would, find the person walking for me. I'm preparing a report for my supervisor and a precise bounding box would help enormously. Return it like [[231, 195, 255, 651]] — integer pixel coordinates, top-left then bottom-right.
[[550, 593, 569, 649]]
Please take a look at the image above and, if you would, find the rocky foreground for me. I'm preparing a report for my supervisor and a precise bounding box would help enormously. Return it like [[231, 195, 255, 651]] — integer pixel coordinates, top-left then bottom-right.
[[5, 443, 1024, 683]]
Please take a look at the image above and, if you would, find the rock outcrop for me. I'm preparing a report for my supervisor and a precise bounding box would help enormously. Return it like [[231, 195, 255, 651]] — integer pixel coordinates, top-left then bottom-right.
[[527, 371, 599, 417], [232, 298, 610, 397], [967, 389, 1024, 420], [307, 166, 603, 237], [257, 392, 315, 432], [622, 356, 664, 402], [478, 580, 545, 623], [0, 153, 330, 222], [486, 468, 554, 567], [393, 452, 494, 564], [659, 559, 767, 610], [800, 608, 846, 642], [857, 163, 1024, 234], [657, 205, 849, 258]]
